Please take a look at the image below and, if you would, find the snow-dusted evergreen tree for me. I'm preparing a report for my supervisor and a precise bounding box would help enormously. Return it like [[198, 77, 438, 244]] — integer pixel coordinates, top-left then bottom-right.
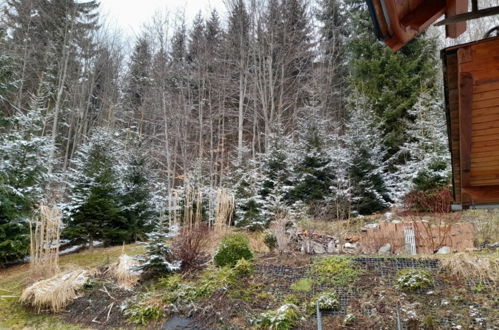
[[0, 107, 53, 265], [287, 108, 334, 217], [392, 91, 451, 200], [256, 127, 296, 224], [327, 132, 353, 219], [119, 151, 156, 241], [345, 96, 390, 215], [138, 222, 180, 275], [63, 128, 126, 247], [232, 151, 265, 230]]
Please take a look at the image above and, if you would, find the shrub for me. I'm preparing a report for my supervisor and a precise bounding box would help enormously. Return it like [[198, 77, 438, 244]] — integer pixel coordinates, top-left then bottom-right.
[[403, 187, 452, 213], [290, 278, 313, 292], [396, 269, 433, 292], [123, 297, 163, 325], [172, 225, 210, 272], [310, 256, 362, 287], [311, 291, 339, 311], [213, 234, 253, 267], [344, 313, 355, 325], [138, 232, 180, 275], [263, 230, 277, 251], [254, 304, 301, 329], [232, 258, 254, 277]]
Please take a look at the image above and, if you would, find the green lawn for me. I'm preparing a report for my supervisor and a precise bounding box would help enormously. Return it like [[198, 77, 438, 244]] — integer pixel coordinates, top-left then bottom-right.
[[0, 244, 144, 329]]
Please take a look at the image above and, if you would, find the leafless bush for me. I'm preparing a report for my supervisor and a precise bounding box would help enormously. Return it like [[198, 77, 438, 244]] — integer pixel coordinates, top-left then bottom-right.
[[172, 225, 210, 272]]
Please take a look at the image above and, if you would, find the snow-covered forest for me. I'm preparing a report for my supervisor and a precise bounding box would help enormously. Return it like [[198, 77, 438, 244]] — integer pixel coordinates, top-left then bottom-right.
[[0, 0, 496, 266]]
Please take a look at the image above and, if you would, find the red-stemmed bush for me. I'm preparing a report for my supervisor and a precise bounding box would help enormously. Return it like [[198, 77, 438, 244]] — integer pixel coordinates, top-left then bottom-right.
[[172, 225, 210, 272], [403, 187, 452, 213]]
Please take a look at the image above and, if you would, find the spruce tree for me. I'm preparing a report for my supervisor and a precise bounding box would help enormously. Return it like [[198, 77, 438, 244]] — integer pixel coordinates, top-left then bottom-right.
[[0, 108, 52, 265], [232, 157, 265, 230], [287, 111, 334, 213], [138, 223, 180, 275], [346, 0, 439, 159], [257, 128, 295, 222], [64, 129, 125, 247], [345, 97, 390, 215], [124, 36, 152, 128], [119, 152, 156, 241], [316, 0, 348, 123], [393, 92, 451, 199]]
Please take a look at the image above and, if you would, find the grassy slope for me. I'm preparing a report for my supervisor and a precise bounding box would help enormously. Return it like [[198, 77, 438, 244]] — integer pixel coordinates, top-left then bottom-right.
[[0, 244, 144, 329]]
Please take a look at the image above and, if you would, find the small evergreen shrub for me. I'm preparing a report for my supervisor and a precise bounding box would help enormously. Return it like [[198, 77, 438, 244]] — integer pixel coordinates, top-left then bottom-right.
[[138, 232, 181, 275], [232, 258, 254, 277], [290, 278, 313, 292], [396, 269, 433, 292], [310, 256, 362, 287], [123, 296, 163, 325], [213, 234, 253, 267], [344, 313, 355, 325], [254, 304, 301, 329], [311, 291, 340, 311], [263, 230, 277, 251]]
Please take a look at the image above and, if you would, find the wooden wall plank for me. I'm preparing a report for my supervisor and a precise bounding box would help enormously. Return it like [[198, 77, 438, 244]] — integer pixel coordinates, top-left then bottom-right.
[[458, 70, 473, 192]]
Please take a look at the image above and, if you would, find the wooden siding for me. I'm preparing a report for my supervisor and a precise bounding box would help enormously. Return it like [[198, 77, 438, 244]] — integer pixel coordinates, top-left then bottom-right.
[[443, 51, 461, 204], [443, 36, 499, 206]]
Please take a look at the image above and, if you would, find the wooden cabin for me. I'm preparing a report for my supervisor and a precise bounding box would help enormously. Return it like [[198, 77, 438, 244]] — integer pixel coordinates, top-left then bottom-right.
[[442, 36, 499, 208], [366, 0, 468, 51], [366, 0, 499, 208]]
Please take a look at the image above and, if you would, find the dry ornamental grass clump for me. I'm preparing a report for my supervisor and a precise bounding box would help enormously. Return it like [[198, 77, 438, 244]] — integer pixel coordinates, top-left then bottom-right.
[[20, 269, 96, 312], [110, 254, 141, 289], [29, 205, 62, 280], [439, 252, 499, 284]]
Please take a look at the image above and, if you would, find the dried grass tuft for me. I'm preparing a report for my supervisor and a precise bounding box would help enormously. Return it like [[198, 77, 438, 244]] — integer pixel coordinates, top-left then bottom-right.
[[110, 254, 141, 289], [270, 213, 291, 253], [439, 252, 499, 284], [30, 205, 62, 280], [214, 188, 235, 230], [20, 269, 95, 312]]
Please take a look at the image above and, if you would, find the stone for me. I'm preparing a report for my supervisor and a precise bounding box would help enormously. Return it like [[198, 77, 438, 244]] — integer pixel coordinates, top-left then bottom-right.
[[362, 223, 380, 231], [378, 243, 391, 255], [391, 220, 401, 224], [312, 241, 326, 254], [436, 246, 451, 254], [343, 242, 359, 254], [327, 240, 339, 254], [301, 240, 312, 254]]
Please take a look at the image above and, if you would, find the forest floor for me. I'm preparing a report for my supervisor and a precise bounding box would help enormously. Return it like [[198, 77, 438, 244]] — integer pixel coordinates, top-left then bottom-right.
[[1, 211, 498, 329]]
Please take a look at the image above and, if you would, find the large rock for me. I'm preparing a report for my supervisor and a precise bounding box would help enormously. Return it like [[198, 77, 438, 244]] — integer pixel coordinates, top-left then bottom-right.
[[343, 242, 359, 254], [312, 241, 326, 254], [436, 246, 451, 254], [327, 240, 339, 254], [378, 243, 391, 255]]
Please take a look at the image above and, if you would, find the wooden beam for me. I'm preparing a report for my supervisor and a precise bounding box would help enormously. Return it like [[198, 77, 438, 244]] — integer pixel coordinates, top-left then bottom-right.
[[446, 0, 467, 38], [435, 5, 499, 26]]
